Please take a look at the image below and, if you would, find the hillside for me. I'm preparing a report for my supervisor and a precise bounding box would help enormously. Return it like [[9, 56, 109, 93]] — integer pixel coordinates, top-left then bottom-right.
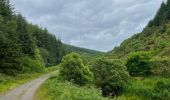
[[64, 44, 104, 55], [0, 0, 68, 76], [64, 44, 105, 63], [107, 1, 170, 60], [0, 0, 105, 76]]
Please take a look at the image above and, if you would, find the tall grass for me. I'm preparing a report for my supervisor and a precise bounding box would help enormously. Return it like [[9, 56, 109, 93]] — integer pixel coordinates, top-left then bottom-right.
[[118, 76, 170, 100]]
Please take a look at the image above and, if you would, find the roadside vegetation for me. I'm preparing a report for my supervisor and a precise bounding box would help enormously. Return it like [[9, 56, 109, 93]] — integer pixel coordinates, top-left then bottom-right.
[[118, 76, 170, 100], [36, 53, 130, 100], [0, 72, 43, 94], [0, 66, 58, 94], [36, 71, 110, 100]]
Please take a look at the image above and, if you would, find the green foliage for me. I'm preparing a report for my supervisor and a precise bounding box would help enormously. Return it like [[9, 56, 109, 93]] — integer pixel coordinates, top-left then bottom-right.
[[0, 72, 45, 94], [33, 27, 65, 66], [90, 58, 130, 96], [0, 0, 13, 20], [64, 44, 105, 64], [108, 0, 170, 64], [36, 73, 110, 100], [0, 33, 21, 75], [150, 2, 167, 26], [148, 0, 170, 27], [0, 0, 65, 75], [152, 81, 170, 100], [150, 57, 170, 77], [126, 51, 153, 76], [59, 53, 93, 86], [155, 39, 167, 49], [16, 14, 36, 56], [20, 49, 45, 73], [166, 28, 170, 35], [121, 77, 170, 100]]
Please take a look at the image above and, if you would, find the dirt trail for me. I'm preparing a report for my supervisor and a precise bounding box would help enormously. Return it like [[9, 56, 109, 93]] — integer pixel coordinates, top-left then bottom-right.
[[0, 74, 50, 100]]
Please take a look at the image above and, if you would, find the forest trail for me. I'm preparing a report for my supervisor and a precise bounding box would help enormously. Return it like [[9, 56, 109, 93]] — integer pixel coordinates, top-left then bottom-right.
[[0, 74, 50, 100]]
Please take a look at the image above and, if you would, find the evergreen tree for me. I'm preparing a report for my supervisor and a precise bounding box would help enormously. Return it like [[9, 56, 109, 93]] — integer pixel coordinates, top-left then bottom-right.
[[16, 14, 36, 56], [0, 0, 65, 75], [0, 0, 13, 20], [166, 0, 170, 19], [152, 2, 167, 26], [0, 0, 21, 75]]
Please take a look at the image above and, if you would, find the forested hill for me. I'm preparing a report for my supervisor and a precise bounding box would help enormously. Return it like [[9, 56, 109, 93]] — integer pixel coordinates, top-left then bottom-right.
[[0, 0, 104, 75], [64, 44, 105, 63], [0, 0, 66, 74], [64, 44, 104, 55], [107, 0, 170, 60]]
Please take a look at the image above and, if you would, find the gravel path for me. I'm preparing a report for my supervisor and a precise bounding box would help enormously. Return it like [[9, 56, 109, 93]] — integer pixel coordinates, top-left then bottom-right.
[[0, 74, 50, 100]]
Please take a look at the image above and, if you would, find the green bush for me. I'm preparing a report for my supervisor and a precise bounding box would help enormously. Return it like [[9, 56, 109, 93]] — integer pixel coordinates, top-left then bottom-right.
[[20, 56, 45, 73], [126, 51, 153, 76], [90, 58, 129, 96], [59, 53, 93, 86], [150, 57, 170, 77], [155, 39, 168, 49], [20, 49, 45, 73]]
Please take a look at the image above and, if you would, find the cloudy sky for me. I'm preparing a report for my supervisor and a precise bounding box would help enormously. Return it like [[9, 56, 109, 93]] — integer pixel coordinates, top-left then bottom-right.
[[11, 0, 165, 52]]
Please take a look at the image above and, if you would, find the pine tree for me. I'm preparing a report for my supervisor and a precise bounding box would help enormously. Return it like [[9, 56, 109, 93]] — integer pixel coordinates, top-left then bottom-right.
[[152, 2, 167, 26], [166, 0, 170, 19], [0, 0, 13, 20], [0, 0, 65, 75], [16, 14, 36, 56], [0, 0, 21, 74]]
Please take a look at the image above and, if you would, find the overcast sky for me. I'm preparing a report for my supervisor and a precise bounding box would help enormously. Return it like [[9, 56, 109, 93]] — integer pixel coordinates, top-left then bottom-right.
[[10, 0, 165, 52]]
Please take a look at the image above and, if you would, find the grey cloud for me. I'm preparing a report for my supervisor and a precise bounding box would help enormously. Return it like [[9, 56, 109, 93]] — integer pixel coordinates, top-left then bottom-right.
[[11, 0, 164, 51]]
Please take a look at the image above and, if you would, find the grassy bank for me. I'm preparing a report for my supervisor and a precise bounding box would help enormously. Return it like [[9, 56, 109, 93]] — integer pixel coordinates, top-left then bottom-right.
[[118, 76, 170, 100], [0, 66, 58, 94], [0, 73, 44, 94], [36, 72, 170, 100], [35, 72, 111, 100]]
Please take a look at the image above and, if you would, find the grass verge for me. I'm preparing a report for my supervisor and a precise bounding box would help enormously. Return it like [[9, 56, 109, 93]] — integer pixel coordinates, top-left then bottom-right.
[[0, 66, 59, 94], [0, 73, 44, 94], [36, 71, 170, 100], [35, 71, 111, 100]]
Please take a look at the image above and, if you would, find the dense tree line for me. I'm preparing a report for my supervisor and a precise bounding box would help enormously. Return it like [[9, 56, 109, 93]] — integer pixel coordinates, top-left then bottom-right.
[[0, 0, 65, 75], [148, 0, 170, 27]]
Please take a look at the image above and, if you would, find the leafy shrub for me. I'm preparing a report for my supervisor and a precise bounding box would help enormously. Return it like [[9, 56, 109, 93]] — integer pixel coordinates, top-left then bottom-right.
[[155, 39, 168, 49], [20, 49, 45, 73], [150, 57, 170, 77], [59, 53, 93, 86], [126, 51, 153, 76], [90, 58, 130, 96], [20, 56, 45, 73]]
